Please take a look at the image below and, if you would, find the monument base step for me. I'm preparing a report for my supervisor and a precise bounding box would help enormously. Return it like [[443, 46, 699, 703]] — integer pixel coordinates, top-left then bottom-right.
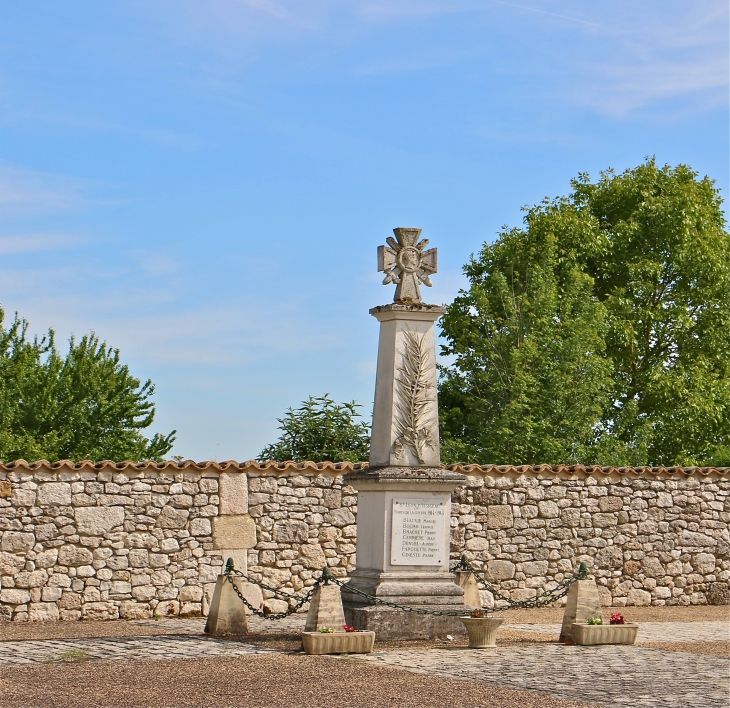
[[343, 604, 475, 640]]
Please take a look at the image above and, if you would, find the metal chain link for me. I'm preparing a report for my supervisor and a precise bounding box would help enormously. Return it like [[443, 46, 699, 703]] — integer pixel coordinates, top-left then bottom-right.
[[222, 555, 588, 619], [450, 555, 588, 610], [223, 558, 326, 619]]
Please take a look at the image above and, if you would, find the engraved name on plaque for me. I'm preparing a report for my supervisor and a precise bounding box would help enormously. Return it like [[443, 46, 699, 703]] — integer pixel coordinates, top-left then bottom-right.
[[390, 499, 447, 566]]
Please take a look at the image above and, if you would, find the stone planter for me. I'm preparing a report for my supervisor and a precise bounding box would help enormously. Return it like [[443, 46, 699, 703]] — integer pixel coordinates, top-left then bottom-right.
[[572, 623, 639, 646], [301, 631, 375, 655], [460, 617, 504, 648]]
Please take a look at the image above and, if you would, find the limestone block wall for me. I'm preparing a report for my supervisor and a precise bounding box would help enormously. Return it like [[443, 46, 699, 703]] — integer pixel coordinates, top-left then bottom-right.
[[0, 461, 257, 622], [244, 468, 358, 614], [447, 466, 730, 608], [242, 464, 730, 609], [1, 460, 728, 622]]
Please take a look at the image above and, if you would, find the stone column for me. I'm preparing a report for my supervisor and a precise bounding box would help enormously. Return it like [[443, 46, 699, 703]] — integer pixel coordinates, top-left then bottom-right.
[[368, 304, 444, 468], [342, 265, 470, 637]]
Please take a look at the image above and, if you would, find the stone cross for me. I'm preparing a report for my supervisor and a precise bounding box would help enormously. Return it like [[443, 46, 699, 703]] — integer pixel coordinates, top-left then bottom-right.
[[378, 227, 437, 303]]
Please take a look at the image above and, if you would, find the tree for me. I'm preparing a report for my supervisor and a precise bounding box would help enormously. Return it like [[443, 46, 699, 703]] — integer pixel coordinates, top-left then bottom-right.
[[258, 394, 370, 463], [0, 308, 176, 462], [439, 159, 730, 466], [438, 224, 615, 465]]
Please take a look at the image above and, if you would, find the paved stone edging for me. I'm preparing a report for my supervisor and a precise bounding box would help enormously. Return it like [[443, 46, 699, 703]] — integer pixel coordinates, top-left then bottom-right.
[[357, 644, 730, 708], [0, 634, 277, 666], [509, 621, 730, 642]]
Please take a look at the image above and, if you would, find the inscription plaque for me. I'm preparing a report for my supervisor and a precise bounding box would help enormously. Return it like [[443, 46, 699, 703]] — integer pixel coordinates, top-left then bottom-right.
[[390, 498, 447, 566]]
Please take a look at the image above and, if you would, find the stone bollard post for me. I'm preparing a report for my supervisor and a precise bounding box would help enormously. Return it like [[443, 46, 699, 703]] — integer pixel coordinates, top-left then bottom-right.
[[304, 577, 347, 632], [453, 570, 481, 608], [559, 578, 603, 642], [204, 561, 264, 636]]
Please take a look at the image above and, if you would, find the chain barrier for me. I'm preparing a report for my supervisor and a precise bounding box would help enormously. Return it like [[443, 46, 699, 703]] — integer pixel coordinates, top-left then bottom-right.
[[450, 555, 588, 611], [223, 555, 587, 619], [224, 558, 326, 619]]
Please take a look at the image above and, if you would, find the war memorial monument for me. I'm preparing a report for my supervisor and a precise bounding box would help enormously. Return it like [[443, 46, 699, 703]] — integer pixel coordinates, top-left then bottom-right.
[[342, 227, 472, 638]]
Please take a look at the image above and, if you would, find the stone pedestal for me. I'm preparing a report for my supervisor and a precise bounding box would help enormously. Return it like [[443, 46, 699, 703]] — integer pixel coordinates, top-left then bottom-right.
[[342, 466, 470, 639], [454, 570, 482, 607], [368, 304, 445, 468]]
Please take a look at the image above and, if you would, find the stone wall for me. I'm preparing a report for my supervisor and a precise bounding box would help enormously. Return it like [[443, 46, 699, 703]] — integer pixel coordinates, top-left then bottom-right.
[[447, 467, 730, 608], [0, 461, 253, 622], [1, 461, 728, 621]]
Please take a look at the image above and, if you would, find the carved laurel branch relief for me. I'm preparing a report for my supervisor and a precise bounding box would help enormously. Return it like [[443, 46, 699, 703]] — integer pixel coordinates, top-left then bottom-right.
[[393, 329, 436, 463]]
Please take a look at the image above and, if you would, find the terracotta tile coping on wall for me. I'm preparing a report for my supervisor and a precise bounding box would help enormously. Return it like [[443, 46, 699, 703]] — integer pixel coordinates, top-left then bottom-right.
[[0, 459, 727, 478]]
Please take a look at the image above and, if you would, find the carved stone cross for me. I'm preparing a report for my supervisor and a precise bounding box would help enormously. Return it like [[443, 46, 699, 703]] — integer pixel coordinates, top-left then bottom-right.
[[377, 227, 437, 303]]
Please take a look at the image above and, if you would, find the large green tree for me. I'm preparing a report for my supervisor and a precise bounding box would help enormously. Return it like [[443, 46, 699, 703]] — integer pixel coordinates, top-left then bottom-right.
[[0, 309, 176, 462], [439, 159, 730, 466], [258, 394, 370, 463]]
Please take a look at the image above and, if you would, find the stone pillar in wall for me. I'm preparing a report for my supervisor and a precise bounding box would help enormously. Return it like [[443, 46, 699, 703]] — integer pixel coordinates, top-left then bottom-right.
[[342, 228, 469, 640], [213, 471, 255, 576]]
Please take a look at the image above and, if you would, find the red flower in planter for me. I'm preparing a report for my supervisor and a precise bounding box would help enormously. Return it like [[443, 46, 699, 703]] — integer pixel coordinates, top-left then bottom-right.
[[343, 624, 356, 632], [610, 613, 625, 625]]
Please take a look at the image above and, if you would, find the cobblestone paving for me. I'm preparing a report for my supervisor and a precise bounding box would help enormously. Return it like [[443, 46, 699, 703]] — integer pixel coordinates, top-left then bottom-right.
[[509, 621, 730, 643], [358, 643, 729, 708], [129, 615, 306, 634], [0, 634, 277, 666], [2, 618, 727, 708]]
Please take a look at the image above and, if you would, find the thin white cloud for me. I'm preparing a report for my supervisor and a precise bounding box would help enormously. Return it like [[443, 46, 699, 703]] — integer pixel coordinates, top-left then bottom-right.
[[490, 0, 597, 27], [0, 164, 85, 214], [0, 263, 341, 367], [0, 233, 83, 254], [354, 0, 474, 21], [141, 0, 727, 120], [568, 1, 728, 116], [0, 109, 210, 152], [355, 47, 472, 75], [129, 250, 180, 277], [583, 58, 727, 117]]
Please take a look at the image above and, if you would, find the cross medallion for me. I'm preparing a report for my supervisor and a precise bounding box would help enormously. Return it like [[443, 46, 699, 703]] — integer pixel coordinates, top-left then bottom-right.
[[377, 227, 437, 303]]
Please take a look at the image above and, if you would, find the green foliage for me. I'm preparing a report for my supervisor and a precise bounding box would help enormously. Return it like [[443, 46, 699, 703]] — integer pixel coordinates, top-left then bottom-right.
[[439, 159, 730, 466], [706, 446, 730, 467], [258, 394, 370, 463], [0, 308, 175, 462], [438, 220, 615, 465]]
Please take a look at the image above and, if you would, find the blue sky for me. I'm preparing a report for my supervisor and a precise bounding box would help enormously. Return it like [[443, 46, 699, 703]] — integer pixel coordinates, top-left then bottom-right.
[[1, 1, 727, 461]]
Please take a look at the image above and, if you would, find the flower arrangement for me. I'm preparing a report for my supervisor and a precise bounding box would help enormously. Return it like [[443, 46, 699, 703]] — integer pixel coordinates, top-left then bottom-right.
[[610, 613, 625, 625], [470, 609, 486, 618], [318, 626, 334, 633], [343, 624, 356, 633], [586, 617, 603, 625]]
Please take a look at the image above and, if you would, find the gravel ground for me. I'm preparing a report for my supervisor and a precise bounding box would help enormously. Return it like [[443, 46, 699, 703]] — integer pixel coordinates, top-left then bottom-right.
[[0, 618, 202, 642], [0, 654, 596, 708], [2, 605, 726, 642]]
